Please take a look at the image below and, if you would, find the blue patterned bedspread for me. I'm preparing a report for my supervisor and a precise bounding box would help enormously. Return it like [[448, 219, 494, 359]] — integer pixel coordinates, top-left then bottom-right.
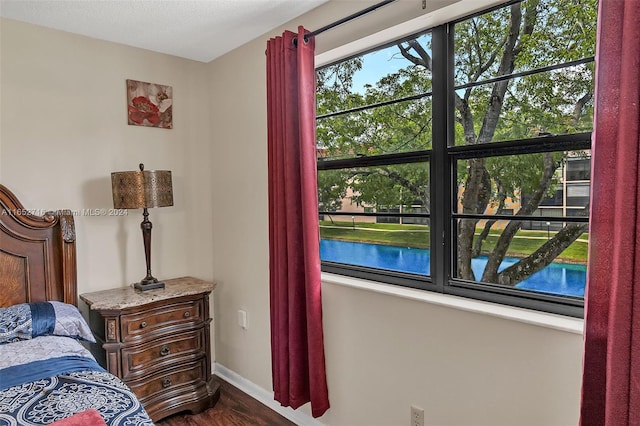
[[0, 336, 154, 426]]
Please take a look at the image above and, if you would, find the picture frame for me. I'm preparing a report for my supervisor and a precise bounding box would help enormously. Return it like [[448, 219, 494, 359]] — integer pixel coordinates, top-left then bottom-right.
[[126, 79, 173, 129]]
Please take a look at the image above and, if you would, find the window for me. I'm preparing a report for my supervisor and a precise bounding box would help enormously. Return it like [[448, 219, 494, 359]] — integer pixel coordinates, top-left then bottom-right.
[[566, 158, 591, 181], [316, 0, 596, 317], [566, 182, 590, 207]]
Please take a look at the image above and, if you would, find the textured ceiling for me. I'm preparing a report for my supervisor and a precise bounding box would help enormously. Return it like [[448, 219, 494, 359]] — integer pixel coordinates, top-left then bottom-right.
[[0, 0, 329, 62]]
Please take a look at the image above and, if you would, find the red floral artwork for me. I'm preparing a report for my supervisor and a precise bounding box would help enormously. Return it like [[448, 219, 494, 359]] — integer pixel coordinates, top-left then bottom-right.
[[126, 80, 172, 129]]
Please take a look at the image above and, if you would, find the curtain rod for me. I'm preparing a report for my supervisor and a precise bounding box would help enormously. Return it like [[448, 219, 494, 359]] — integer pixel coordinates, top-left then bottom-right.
[[293, 0, 397, 46]]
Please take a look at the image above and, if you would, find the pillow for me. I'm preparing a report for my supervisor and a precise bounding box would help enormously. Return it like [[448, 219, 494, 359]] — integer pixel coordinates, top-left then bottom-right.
[[49, 409, 107, 426], [0, 303, 31, 342], [0, 301, 95, 344]]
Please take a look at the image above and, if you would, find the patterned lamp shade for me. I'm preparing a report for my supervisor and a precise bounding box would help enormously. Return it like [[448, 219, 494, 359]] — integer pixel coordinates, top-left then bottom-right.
[[111, 164, 173, 209]]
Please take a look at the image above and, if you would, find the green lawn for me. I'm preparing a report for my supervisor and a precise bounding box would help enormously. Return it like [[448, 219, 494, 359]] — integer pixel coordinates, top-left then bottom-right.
[[319, 221, 588, 264]]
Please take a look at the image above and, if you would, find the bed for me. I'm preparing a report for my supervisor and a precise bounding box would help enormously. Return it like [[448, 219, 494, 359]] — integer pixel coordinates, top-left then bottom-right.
[[0, 184, 154, 426]]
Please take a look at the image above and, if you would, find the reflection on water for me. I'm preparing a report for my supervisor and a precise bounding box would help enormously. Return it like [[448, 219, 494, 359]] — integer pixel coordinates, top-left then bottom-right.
[[320, 239, 585, 297]]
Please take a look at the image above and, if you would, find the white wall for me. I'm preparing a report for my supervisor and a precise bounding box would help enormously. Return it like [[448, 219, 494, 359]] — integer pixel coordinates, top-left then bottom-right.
[[0, 18, 214, 293], [207, 1, 585, 425]]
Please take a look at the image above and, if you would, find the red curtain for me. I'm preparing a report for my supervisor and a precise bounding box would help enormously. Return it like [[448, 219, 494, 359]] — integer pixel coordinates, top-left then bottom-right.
[[580, 1, 640, 424], [266, 26, 330, 418]]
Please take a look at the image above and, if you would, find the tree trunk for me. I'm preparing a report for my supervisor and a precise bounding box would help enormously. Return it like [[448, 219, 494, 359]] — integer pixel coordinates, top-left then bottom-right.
[[496, 222, 588, 285], [458, 160, 491, 280], [456, 3, 533, 280], [481, 153, 557, 282], [472, 178, 507, 257]]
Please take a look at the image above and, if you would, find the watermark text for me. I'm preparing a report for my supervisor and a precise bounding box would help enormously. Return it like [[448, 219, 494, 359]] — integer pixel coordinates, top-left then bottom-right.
[[1, 208, 128, 217]]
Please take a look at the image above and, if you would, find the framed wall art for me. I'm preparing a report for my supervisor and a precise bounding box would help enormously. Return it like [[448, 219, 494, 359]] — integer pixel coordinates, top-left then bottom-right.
[[126, 79, 173, 129]]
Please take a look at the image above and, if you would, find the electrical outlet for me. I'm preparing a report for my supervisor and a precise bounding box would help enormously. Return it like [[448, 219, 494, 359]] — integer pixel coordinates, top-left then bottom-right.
[[411, 405, 424, 426]]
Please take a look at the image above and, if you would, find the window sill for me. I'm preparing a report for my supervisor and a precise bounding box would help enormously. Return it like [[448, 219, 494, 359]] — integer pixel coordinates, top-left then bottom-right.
[[321, 272, 584, 335]]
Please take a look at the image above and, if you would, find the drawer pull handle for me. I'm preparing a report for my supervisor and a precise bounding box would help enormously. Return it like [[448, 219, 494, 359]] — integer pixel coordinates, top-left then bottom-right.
[[160, 345, 170, 356], [162, 378, 172, 388], [140, 321, 147, 329], [183, 311, 191, 318]]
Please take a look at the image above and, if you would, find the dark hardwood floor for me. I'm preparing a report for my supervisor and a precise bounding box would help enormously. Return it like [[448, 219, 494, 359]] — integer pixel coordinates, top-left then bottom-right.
[[155, 376, 298, 426]]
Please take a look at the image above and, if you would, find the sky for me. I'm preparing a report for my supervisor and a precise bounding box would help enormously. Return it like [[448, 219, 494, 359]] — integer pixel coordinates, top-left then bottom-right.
[[350, 34, 431, 94]]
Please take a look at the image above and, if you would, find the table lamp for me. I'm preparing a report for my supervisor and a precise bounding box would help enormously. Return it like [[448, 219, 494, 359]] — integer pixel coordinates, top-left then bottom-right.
[[111, 163, 173, 291]]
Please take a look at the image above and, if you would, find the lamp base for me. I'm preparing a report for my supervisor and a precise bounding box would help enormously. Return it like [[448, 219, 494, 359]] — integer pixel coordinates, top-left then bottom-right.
[[134, 279, 165, 291]]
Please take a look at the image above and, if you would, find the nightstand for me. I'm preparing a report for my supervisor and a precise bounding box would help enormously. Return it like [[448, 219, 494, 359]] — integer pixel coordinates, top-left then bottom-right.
[[80, 276, 220, 422]]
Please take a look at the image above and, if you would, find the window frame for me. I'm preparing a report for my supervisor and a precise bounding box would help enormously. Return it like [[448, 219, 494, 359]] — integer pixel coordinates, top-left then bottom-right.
[[316, 2, 593, 318]]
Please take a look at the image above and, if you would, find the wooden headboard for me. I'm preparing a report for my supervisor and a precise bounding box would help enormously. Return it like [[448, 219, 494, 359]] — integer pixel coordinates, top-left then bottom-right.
[[0, 184, 77, 307]]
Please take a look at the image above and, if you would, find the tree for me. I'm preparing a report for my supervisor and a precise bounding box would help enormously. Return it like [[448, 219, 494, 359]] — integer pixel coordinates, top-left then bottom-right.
[[316, 0, 596, 287]]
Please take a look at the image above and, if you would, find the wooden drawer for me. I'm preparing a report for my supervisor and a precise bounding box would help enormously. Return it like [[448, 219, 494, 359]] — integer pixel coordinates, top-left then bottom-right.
[[121, 298, 203, 342], [121, 327, 206, 380], [127, 358, 208, 402]]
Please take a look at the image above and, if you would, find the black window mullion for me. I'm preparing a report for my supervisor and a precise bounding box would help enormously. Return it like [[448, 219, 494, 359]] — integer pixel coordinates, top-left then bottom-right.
[[317, 150, 429, 170], [452, 213, 588, 223], [429, 24, 452, 293], [319, 211, 430, 219], [448, 133, 592, 159], [316, 91, 432, 120], [453, 57, 594, 92], [451, 0, 523, 25]]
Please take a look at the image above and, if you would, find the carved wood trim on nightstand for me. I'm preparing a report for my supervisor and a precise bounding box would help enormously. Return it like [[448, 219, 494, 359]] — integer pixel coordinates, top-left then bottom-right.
[[107, 319, 118, 341]]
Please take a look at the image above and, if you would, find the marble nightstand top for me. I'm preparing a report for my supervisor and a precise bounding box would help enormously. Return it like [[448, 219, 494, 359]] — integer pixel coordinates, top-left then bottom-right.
[[80, 276, 216, 310]]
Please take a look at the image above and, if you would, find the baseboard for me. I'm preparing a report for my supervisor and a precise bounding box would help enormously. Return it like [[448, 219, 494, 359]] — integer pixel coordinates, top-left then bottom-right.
[[213, 363, 325, 426]]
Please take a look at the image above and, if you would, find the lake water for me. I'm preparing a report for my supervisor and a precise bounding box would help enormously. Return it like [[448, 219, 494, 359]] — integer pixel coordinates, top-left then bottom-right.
[[320, 239, 586, 297]]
